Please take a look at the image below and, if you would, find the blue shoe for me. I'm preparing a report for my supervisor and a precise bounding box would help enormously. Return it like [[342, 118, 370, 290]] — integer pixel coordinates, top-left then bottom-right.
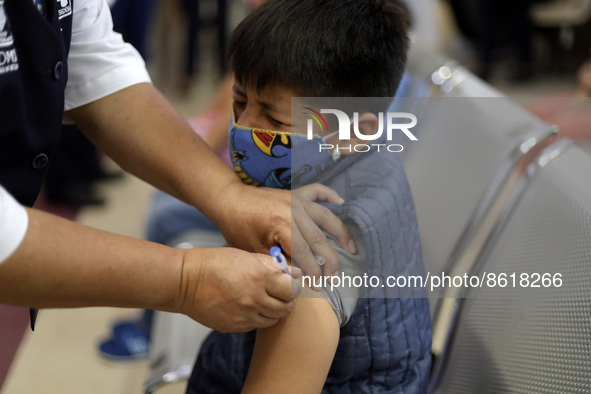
[[112, 320, 143, 337], [111, 310, 153, 336], [99, 322, 150, 361]]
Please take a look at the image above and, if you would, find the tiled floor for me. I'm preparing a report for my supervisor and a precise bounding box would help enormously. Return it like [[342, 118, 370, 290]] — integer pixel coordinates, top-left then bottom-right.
[[1, 1, 583, 393]]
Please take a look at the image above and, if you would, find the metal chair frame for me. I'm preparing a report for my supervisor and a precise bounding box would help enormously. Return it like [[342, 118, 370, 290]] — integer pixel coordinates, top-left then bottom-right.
[[428, 138, 584, 392]]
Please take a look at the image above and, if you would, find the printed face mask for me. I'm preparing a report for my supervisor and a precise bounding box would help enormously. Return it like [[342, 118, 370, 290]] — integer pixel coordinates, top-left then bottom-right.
[[229, 109, 339, 189]]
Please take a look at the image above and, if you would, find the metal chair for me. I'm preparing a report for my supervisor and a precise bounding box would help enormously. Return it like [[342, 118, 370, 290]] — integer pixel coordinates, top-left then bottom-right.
[[144, 230, 225, 394], [430, 139, 591, 393], [391, 48, 464, 146], [400, 67, 558, 358], [144, 312, 212, 394], [404, 46, 463, 99], [403, 67, 556, 288]]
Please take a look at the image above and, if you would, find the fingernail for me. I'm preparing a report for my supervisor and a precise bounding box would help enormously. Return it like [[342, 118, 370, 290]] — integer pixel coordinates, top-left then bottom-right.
[[312, 275, 323, 292], [347, 239, 357, 254], [290, 266, 303, 279], [336, 196, 345, 204]]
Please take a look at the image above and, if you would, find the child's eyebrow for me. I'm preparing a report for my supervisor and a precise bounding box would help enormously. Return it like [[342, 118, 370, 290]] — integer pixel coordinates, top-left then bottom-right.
[[232, 86, 246, 96]]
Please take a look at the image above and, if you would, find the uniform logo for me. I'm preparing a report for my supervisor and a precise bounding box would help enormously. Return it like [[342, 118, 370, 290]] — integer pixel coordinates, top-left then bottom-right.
[[0, 0, 14, 48], [57, 0, 72, 20], [0, 0, 18, 75]]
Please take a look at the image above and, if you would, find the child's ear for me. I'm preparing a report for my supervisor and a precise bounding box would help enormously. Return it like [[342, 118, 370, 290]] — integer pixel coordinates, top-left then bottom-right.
[[340, 112, 379, 156]]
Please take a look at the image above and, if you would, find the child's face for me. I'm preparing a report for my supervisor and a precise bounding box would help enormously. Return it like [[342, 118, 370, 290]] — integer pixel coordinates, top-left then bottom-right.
[[232, 82, 295, 133], [231, 82, 378, 153], [229, 82, 339, 189]]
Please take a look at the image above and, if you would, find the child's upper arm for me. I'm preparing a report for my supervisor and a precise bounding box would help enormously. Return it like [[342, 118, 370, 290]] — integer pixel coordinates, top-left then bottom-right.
[[242, 287, 340, 394]]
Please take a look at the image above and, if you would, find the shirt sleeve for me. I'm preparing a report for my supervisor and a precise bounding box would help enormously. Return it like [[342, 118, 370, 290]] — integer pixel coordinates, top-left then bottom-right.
[[64, 0, 152, 111], [320, 228, 366, 327], [0, 185, 29, 264]]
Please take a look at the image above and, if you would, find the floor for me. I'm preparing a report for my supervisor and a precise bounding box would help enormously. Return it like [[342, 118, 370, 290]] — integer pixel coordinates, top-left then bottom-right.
[[0, 1, 583, 393]]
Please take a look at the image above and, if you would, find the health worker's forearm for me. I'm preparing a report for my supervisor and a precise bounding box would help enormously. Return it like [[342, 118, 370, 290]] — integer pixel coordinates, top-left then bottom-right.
[[66, 83, 240, 226], [0, 208, 185, 311]]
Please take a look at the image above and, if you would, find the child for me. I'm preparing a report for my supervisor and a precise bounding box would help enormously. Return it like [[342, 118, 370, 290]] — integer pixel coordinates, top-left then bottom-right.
[[187, 0, 431, 392]]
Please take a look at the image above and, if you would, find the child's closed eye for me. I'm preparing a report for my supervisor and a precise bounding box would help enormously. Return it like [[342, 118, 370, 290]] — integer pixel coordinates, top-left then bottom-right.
[[266, 114, 284, 129]]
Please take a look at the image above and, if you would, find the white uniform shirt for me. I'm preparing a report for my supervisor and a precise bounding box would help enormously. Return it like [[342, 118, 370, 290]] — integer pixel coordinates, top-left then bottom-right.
[[0, 0, 151, 264], [65, 0, 151, 110]]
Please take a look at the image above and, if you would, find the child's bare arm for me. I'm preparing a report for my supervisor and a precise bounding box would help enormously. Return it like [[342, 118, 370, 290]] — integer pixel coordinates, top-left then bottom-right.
[[242, 287, 340, 393]]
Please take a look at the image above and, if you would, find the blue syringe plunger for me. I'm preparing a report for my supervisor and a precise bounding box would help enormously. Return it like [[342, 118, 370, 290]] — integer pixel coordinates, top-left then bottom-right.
[[269, 246, 290, 275], [270, 246, 283, 261]]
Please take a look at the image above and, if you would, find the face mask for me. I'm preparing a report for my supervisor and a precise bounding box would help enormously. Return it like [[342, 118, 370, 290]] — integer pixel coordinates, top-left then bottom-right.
[[229, 109, 339, 189]]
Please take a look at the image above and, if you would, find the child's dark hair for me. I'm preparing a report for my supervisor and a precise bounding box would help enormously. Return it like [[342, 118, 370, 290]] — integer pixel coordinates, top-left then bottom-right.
[[228, 0, 411, 99]]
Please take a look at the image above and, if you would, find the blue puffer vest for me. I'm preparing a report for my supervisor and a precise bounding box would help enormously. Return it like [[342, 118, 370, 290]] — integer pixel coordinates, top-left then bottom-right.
[[187, 147, 432, 393]]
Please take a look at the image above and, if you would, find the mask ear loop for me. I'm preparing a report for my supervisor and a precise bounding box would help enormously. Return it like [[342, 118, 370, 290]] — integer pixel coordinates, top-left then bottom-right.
[[322, 130, 342, 162], [332, 148, 341, 162]]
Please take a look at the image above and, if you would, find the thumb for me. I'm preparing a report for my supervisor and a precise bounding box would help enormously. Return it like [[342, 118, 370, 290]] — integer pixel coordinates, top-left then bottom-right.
[[256, 253, 282, 272], [256, 253, 302, 298]]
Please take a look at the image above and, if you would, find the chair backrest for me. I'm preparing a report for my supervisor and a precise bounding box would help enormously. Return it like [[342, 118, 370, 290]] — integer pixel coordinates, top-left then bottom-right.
[[145, 311, 212, 394], [387, 47, 457, 125], [402, 67, 557, 358], [404, 67, 556, 285], [404, 45, 462, 99], [440, 66, 503, 98], [430, 140, 591, 393]]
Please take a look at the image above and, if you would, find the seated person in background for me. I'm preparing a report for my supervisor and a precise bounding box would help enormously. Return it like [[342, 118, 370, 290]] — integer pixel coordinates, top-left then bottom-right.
[[186, 0, 432, 392], [573, 59, 591, 99], [525, 58, 591, 144]]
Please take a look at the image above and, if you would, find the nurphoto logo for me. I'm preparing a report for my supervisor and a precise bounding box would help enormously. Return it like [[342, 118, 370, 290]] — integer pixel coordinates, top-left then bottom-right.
[[304, 108, 418, 153]]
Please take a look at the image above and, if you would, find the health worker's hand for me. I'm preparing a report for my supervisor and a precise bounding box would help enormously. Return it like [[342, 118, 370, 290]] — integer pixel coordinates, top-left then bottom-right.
[[215, 182, 356, 278], [178, 247, 300, 333]]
